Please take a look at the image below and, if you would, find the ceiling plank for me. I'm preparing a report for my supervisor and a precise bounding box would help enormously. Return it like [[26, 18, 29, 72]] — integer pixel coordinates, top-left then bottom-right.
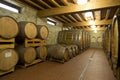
[[25, 0, 44, 10], [64, 19, 112, 26], [38, 0, 120, 17], [61, 0, 70, 6], [61, 15, 73, 22], [74, 13, 83, 21], [105, 9, 111, 19], [54, 16, 67, 23], [68, 14, 78, 22], [37, 0, 52, 8], [114, 8, 120, 15], [49, 0, 61, 7]]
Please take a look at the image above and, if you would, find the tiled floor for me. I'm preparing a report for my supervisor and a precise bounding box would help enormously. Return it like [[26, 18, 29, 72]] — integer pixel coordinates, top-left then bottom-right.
[[0, 48, 116, 80]]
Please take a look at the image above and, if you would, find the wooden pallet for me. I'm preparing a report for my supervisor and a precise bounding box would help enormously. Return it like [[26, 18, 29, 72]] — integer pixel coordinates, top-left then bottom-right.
[[49, 58, 65, 64], [0, 38, 15, 49], [25, 39, 45, 47], [0, 67, 14, 76], [18, 59, 43, 68]]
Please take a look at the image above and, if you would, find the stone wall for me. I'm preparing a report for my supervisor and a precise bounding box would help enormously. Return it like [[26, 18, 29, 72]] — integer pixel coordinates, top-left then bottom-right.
[[0, 1, 62, 45], [89, 30, 104, 48]]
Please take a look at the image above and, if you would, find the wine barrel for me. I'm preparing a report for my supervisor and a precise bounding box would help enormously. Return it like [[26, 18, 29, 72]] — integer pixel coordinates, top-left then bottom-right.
[[85, 31, 88, 49], [111, 15, 120, 69], [36, 46, 48, 61], [62, 30, 68, 44], [65, 30, 73, 44], [47, 45, 69, 61], [86, 32, 89, 49], [37, 25, 49, 40], [58, 30, 66, 44], [16, 22, 37, 43], [57, 31, 62, 43], [71, 45, 76, 57], [0, 49, 18, 71], [74, 45, 79, 55], [105, 26, 111, 60], [71, 31, 78, 45], [87, 32, 90, 48], [0, 16, 19, 39], [60, 44, 73, 59], [67, 46, 73, 58], [76, 30, 83, 50], [47, 44, 57, 58], [82, 31, 86, 50], [15, 46, 36, 64]]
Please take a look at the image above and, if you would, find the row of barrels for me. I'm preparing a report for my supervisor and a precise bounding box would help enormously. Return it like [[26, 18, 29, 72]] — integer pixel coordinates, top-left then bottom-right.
[[0, 46, 47, 71], [57, 30, 90, 50], [103, 15, 120, 79], [0, 16, 49, 40], [47, 44, 79, 63]]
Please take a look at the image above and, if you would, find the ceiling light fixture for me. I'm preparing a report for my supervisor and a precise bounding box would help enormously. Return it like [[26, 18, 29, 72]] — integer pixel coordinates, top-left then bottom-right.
[[89, 20, 94, 25], [84, 12, 93, 20], [91, 25, 97, 33], [73, 0, 88, 5], [77, 0, 88, 5], [91, 25, 96, 29]]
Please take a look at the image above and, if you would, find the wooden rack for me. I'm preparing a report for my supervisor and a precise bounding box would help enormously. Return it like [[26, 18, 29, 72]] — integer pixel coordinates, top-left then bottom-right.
[[0, 38, 15, 49], [25, 38, 45, 47], [18, 59, 42, 68], [0, 67, 14, 76]]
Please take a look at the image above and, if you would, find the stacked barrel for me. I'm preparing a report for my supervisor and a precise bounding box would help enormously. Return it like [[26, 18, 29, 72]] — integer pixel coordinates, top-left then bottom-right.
[[47, 44, 79, 63], [0, 16, 19, 75], [0, 16, 49, 75], [15, 22, 49, 66], [57, 30, 90, 51], [103, 15, 120, 80], [48, 29, 90, 63]]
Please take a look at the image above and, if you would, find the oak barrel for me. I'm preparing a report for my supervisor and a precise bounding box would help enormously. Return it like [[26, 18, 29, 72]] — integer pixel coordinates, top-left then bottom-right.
[[111, 15, 120, 69], [60, 44, 73, 59], [47, 45, 69, 61], [62, 30, 67, 44], [37, 25, 49, 40], [82, 31, 86, 50], [71, 45, 76, 57], [65, 30, 73, 44], [15, 46, 36, 64], [36, 46, 48, 61], [16, 22, 37, 43], [0, 49, 18, 71], [76, 30, 83, 50], [106, 26, 111, 60], [57, 31, 62, 43], [0, 16, 19, 39]]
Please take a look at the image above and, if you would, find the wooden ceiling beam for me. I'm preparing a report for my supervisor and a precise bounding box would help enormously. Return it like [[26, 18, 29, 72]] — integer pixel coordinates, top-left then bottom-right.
[[64, 19, 112, 26], [38, 0, 120, 17]]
